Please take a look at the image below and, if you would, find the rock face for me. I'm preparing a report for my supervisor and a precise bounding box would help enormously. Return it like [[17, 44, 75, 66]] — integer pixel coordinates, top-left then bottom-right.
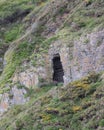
[[0, 29, 103, 116], [0, 65, 48, 115], [12, 29, 104, 87], [13, 65, 48, 88], [13, 69, 39, 88], [49, 29, 104, 85], [0, 86, 28, 116]]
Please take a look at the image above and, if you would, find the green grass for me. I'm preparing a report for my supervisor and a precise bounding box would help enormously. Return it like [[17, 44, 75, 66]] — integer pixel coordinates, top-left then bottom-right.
[[0, 73, 104, 130], [4, 24, 22, 43], [0, 0, 103, 87], [0, 0, 104, 129], [0, 0, 34, 19], [0, 35, 45, 87], [99, 119, 104, 127]]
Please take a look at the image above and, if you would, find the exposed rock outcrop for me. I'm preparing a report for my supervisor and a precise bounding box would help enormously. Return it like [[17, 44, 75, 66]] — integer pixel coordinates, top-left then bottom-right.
[[12, 29, 104, 87], [0, 85, 28, 116], [49, 29, 104, 85]]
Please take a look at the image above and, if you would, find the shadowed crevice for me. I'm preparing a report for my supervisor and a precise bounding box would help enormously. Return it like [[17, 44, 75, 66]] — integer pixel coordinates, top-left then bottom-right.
[[0, 9, 31, 25], [53, 54, 64, 83]]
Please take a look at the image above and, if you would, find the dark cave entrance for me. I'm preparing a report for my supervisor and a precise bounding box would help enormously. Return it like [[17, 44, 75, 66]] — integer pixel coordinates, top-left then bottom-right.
[[52, 54, 64, 83]]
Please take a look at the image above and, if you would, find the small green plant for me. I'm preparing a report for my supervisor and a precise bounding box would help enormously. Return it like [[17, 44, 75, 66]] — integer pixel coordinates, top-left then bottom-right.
[[84, 38, 89, 44], [99, 119, 104, 127], [9, 94, 13, 99], [96, 39, 102, 46], [4, 26, 20, 43], [16, 119, 23, 129], [24, 87, 34, 98], [17, 84, 25, 89], [12, 105, 23, 116]]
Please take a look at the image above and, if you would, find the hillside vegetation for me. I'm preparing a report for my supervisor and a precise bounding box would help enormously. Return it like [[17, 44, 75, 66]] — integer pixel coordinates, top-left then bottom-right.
[[0, 72, 104, 130], [0, 0, 104, 130], [0, 0, 104, 87]]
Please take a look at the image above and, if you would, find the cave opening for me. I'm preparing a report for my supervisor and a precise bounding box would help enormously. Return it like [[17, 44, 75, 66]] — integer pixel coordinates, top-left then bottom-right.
[[52, 54, 64, 83]]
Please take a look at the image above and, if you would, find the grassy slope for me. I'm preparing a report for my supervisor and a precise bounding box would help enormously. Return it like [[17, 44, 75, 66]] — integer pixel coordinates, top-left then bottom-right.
[[0, 0, 104, 129], [0, 72, 104, 130], [0, 0, 48, 88], [0, 0, 104, 88], [0, 0, 34, 44]]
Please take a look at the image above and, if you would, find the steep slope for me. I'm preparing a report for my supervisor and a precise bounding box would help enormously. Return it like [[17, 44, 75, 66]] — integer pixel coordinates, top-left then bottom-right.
[[0, 0, 35, 77], [0, 0, 104, 129], [1, 0, 104, 86], [0, 72, 104, 130]]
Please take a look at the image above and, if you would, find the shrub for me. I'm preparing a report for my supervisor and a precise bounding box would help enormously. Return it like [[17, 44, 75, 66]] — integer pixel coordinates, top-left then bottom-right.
[[72, 106, 82, 112]]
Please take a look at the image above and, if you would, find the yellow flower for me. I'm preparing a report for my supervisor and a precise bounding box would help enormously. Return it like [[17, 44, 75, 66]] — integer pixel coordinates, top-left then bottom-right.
[[72, 106, 82, 112]]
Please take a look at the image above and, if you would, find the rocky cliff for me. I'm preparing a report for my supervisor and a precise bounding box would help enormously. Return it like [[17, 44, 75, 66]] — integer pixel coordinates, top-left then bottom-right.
[[0, 0, 104, 129]]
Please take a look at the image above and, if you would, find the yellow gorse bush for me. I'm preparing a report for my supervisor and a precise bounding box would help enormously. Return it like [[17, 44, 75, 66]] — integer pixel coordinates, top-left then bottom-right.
[[72, 106, 82, 112]]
